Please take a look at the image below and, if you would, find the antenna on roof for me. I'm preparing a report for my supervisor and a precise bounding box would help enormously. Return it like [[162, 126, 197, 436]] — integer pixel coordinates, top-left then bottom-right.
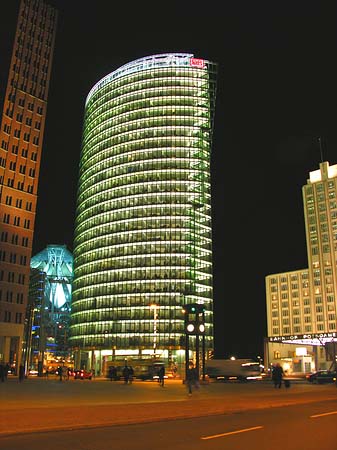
[[318, 137, 324, 163]]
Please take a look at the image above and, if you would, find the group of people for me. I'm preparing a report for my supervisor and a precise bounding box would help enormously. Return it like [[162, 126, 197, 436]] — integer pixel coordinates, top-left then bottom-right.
[[0, 363, 25, 382], [1, 360, 203, 395], [106, 363, 199, 394], [271, 362, 288, 388], [107, 365, 134, 383]]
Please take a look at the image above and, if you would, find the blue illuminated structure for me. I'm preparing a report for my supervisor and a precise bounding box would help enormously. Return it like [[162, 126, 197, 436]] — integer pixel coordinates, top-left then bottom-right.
[[26, 245, 73, 372]]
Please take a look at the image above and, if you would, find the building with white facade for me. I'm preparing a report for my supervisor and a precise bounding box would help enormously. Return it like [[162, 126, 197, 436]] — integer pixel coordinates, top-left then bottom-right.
[[265, 162, 337, 374]]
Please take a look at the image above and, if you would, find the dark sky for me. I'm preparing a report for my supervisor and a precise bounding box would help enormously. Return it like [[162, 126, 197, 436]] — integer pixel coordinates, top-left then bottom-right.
[[1, 0, 337, 360]]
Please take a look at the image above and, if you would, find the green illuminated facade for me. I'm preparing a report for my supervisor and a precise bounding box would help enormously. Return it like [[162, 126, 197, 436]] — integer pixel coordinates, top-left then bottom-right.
[[70, 53, 217, 371]]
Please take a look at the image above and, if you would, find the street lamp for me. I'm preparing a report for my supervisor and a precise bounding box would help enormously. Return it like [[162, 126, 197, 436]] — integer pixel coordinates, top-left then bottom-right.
[[150, 304, 159, 356]]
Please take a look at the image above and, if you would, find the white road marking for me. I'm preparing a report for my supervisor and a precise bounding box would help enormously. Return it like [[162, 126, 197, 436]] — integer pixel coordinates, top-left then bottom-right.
[[201, 426, 263, 440], [310, 411, 337, 419]]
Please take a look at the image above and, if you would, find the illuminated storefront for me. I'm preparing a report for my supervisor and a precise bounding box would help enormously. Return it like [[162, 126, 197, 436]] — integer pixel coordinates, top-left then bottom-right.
[[70, 54, 217, 373], [264, 333, 337, 374]]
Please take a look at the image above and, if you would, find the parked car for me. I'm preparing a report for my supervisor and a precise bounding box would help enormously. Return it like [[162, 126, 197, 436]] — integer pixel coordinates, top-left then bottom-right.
[[306, 370, 336, 384], [73, 369, 92, 380]]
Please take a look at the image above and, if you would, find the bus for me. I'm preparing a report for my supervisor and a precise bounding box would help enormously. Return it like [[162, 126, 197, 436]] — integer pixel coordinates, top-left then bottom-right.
[[205, 359, 262, 381], [106, 359, 175, 381]]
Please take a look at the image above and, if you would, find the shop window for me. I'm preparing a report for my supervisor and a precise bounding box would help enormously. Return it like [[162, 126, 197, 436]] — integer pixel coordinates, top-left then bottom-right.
[[274, 351, 281, 359]]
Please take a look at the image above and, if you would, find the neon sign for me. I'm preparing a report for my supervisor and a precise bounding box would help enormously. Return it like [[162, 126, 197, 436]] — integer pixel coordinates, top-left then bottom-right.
[[190, 58, 205, 68]]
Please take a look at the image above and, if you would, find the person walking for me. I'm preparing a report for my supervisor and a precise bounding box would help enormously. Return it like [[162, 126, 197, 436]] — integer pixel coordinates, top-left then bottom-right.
[[123, 365, 130, 384], [158, 365, 165, 387], [272, 363, 284, 388], [111, 366, 117, 380], [57, 366, 63, 382], [18, 364, 25, 382], [108, 365, 116, 381], [128, 366, 134, 384], [4, 363, 10, 380], [186, 363, 198, 395]]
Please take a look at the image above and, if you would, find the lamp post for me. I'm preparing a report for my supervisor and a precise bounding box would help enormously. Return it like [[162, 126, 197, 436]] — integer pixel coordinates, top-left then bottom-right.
[[150, 304, 159, 356]]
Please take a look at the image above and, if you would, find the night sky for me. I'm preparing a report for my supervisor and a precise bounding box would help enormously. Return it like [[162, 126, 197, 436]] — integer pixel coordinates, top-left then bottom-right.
[[1, 0, 337, 360]]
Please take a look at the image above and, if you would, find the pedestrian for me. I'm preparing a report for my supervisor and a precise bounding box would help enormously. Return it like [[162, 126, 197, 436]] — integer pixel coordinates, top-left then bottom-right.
[[0, 363, 5, 382], [272, 363, 284, 388], [57, 366, 63, 382], [186, 363, 198, 395], [158, 365, 165, 387], [4, 363, 10, 380], [122, 365, 129, 384], [128, 366, 134, 384], [19, 364, 25, 382], [108, 365, 115, 381], [111, 366, 117, 380]]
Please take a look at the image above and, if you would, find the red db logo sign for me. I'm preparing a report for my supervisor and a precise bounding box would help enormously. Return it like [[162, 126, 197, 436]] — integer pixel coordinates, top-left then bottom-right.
[[190, 58, 205, 68]]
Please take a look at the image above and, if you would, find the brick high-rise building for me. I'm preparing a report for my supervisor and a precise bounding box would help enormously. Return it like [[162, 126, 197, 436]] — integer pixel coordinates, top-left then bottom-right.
[[0, 0, 57, 371]]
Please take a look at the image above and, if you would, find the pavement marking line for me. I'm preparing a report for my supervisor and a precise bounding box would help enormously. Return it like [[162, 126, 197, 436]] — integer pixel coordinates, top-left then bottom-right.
[[310, 411, 337, 419], [201, 426, 263, 440]]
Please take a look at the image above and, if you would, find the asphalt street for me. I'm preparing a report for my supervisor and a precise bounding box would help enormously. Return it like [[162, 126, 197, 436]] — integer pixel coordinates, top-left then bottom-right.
[[0, 376, 336, 437]]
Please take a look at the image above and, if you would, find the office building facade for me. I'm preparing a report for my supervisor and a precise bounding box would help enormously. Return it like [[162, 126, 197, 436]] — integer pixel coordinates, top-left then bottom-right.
[[70, 54, 217, 373], [265, 162, 337, 373], [0, 0, 57, 369]]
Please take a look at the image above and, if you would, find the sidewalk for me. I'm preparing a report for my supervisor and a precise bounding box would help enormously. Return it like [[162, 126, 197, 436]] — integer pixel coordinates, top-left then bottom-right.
[[1, 377, 336, 436]]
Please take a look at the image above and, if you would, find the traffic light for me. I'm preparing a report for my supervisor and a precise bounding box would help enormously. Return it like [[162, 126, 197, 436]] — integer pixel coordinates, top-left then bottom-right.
[[196, 304, 205, 314], [182, 303, 205, 314], [182, 304, 196, 314], [183, 303, 205, 334], [185, 321, 205, 334], [186, 321, 196, 334]]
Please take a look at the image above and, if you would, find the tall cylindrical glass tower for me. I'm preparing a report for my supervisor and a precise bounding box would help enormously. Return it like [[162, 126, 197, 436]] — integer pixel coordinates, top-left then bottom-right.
[[70, 53, 217, 371]]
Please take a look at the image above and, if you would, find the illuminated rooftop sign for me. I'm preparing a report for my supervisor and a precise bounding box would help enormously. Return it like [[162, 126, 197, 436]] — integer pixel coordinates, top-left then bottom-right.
[[269, 332, 337, 346], [86, 53, 208, 105], [190, 58, 205, 68]]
